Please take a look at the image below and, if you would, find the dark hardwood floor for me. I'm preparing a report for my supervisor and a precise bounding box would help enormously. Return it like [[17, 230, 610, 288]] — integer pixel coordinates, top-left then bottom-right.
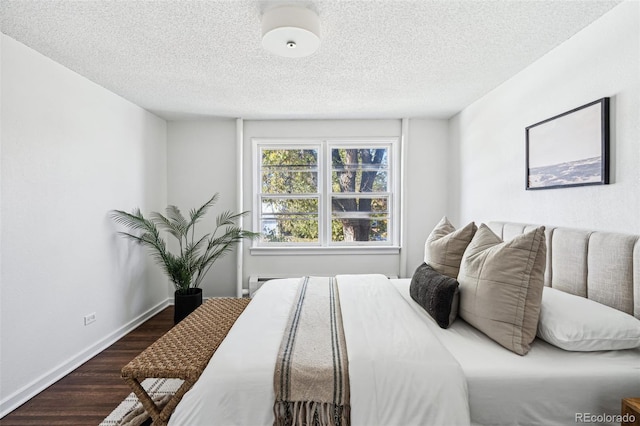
[[0, 306, 174, 426]]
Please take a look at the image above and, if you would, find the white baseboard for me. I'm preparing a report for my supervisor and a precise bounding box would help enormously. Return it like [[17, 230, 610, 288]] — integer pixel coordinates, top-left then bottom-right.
[[0, 298, 171, 419]]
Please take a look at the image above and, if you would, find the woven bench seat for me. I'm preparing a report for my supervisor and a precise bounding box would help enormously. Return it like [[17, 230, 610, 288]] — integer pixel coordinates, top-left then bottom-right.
[[121, 297, 250, 425]]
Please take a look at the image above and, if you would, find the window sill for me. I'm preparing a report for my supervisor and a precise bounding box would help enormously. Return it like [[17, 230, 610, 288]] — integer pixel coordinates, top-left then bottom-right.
[[250, 246, 401, 256]]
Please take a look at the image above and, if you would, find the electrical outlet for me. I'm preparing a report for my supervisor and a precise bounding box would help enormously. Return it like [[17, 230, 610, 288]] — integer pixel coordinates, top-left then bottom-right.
[[84, 313, 96, 326]]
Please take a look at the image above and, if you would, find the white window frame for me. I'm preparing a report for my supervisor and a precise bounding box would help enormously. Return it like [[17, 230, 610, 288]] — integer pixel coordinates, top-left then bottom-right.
[[251, 137, 400, 255]]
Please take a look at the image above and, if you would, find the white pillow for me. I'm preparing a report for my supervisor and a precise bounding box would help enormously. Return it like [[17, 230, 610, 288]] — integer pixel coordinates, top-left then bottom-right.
[[537, 287, 640, 351]]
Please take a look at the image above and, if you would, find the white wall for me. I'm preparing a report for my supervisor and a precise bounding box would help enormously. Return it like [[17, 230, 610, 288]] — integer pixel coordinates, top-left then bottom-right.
[[0, 35, 168, 415], [404, 119, 451, 276], [241, 120, 402, 284], [166, 119, 239, 297], [163, 118, 451, 295], [240, 119, 450, 286], [449, 1, 640, 233]]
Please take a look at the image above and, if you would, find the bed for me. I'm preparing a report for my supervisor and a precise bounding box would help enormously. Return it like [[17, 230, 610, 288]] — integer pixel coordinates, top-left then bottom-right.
[[169, 221, 640, 426]]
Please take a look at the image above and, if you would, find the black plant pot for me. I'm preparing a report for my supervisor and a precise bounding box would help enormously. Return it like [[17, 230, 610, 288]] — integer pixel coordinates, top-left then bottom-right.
[[174, 288, 203, 324]]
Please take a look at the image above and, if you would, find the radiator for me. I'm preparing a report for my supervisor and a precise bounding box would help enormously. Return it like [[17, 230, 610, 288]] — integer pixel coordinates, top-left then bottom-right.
[[248, 275, 294, 297]]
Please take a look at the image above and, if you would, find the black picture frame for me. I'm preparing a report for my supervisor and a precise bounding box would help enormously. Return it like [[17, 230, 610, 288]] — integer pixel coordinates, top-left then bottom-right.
[[525, 97, 609, 190]]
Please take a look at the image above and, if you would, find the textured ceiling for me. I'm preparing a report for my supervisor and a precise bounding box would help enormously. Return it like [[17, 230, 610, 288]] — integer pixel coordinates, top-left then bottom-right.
[[0, 0, 622, 120]]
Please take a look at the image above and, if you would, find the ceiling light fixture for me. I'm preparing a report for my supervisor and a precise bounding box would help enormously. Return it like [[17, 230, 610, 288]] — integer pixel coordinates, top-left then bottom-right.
[[261, 5, 320, 58]]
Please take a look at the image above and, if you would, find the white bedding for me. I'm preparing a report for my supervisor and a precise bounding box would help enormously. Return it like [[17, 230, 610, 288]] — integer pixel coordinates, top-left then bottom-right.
[[170, 275, 639, 426], [170, 275, 470, 426], [391, 279, 640, 426]]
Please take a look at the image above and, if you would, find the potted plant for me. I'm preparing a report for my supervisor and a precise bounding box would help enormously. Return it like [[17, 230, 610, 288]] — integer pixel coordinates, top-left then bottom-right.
[[111, 194, 258, 323]]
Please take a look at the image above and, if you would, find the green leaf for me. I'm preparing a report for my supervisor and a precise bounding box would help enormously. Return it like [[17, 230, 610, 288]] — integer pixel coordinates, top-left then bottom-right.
[[189, 193, 219, 226], [150, 211, 183, 241], [165, 205, 188, 234], [111, 195, 258, 292]]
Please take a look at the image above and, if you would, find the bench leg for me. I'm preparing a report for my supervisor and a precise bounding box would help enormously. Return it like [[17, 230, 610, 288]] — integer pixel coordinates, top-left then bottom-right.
[[156, 380, 194, 424], [123, 377, 195, 426], [124, 377, 163, 423]]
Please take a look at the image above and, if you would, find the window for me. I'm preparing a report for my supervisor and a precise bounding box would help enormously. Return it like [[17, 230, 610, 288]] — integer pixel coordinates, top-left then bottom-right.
[[253, 138, 400, 251]]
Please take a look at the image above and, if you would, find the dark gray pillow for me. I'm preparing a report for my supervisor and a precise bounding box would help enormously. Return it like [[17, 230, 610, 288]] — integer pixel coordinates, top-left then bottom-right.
[[410, 263, 460, 329]]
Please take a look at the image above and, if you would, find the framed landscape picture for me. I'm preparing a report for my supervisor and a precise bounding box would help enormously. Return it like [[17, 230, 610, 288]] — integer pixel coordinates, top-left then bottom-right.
[[526, 97, 610, 190]]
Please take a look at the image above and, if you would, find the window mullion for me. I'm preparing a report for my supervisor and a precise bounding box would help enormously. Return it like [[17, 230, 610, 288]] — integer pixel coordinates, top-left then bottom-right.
[[321, 141, 329, 247]]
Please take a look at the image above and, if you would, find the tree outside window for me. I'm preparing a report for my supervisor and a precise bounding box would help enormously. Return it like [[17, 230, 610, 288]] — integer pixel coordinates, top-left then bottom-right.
[[331, 148, 389, 242]]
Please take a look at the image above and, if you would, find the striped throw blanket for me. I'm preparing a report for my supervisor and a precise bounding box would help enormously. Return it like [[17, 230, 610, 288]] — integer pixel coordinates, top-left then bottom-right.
[[274, 276, 350, 426]]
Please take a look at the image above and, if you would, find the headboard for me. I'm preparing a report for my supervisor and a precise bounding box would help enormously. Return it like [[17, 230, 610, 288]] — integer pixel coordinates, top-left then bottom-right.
[[488, 222, 640, 319]]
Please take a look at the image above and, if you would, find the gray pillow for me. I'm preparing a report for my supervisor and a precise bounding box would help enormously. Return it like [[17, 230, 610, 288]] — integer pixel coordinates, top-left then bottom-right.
[[410, 263, 460, 328], [458, 224, 546, 355], [424, 217, 477, 278]]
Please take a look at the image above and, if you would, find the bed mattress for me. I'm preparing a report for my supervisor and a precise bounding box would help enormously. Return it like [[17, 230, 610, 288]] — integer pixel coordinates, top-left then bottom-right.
[[391, 278, 640, 426]]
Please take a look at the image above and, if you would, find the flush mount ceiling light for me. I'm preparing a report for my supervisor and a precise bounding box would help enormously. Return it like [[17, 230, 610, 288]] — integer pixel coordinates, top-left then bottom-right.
[[261, 5, 321, 58]]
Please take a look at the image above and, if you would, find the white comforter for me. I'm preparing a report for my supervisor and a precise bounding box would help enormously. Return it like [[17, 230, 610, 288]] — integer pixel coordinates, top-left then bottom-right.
[[170, 274, 470, 426]]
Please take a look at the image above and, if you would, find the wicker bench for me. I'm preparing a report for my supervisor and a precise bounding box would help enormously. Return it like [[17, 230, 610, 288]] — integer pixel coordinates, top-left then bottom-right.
[[121, 297, 250, 425]]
